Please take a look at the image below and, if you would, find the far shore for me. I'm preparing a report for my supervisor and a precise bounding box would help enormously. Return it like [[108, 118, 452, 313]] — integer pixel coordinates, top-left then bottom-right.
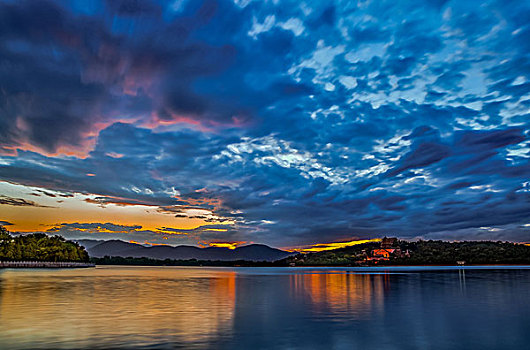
[[91, 263, 530, 269], [0, 261, 95, 268], [3, 261, 530, 270]]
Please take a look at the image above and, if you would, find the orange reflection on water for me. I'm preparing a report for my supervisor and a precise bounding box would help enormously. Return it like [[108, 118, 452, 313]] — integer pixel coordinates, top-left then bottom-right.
[[0, 267, 236, 348], [291, 272, 386, 317]]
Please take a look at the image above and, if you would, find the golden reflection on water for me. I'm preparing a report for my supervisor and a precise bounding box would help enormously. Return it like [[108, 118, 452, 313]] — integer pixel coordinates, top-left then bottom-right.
[[2, 267, 526, 350], [0, 267, 394, 349], [290, 272, 386, 317], [0, 267, 236, 348]]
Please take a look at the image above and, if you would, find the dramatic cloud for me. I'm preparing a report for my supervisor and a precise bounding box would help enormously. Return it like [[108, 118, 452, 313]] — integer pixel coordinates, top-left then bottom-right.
[[48, 222, 143, 234], [0, 195, 54, 208], [0, 0, 529, 246], [44, 221, 239, 246]]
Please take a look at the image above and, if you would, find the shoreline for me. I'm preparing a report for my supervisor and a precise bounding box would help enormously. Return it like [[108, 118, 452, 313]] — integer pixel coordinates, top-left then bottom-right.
[[0, 261, 95, 268], [3, 261, 530, 270], [92, 264, 530, 270]]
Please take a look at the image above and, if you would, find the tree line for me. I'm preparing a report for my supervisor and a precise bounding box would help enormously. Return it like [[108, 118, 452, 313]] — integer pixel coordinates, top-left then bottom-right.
[[0, 226, 89, 262], [91, 256, 282, 266], [282, 240, 530, 266], [394, 240, 530, 265], [86, 240, 530, 266]]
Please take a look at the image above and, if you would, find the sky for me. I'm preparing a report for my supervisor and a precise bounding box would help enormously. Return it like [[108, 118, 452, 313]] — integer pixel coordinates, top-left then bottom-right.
[[0, 0, 529, 249]]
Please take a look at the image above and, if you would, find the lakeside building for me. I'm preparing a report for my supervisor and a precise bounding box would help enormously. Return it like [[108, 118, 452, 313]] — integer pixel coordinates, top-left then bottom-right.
[[371, 248, 397, 259], [367, 237, 408, 263]]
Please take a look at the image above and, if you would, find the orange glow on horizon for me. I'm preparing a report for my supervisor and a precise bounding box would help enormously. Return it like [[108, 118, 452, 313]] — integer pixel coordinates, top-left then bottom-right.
[[0, 181, 228, 234], [199, 241, 247, 250], [285, 238, 382, 253], [129, 240, 170, 246]]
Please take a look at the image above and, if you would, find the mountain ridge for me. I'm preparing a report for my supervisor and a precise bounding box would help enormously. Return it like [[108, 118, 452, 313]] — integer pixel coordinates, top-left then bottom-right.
[[76, 239, 293, 262]]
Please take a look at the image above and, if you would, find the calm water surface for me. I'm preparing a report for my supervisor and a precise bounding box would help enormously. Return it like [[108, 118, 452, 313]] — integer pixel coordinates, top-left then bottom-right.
[[0, 266, 529, 349]]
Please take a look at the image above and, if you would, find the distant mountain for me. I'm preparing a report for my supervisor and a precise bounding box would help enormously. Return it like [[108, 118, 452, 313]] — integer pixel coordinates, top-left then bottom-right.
[[77, 239, 293, 262], [75, 239, 108, 250]]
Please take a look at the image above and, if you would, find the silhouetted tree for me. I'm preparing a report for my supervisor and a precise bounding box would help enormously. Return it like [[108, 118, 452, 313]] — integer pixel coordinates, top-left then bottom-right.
[[0, 226, 89, 262]]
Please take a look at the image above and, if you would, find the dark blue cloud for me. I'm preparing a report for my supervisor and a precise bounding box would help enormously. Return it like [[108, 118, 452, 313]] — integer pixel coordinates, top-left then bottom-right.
[[0, 0, 529, 246]]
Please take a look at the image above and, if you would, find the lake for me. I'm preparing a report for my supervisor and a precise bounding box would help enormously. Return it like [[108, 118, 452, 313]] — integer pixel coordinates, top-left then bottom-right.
[[0, 266, 529, 349]]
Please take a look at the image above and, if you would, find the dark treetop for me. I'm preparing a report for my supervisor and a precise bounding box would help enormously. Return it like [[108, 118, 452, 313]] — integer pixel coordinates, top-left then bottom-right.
[[0, 226, 89, 262], [284, 240, 530, 266]]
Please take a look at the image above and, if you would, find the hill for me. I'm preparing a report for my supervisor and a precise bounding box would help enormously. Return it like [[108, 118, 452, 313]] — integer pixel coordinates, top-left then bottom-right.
[[284, 241, 381, 266], [78, 239, 293, 262], [283, 239, 530, 266], [395, 240, 530, 265]]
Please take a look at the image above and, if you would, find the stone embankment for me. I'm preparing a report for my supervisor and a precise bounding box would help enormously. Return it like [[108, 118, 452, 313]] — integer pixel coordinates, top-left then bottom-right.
[[0, 261, 95, 268]]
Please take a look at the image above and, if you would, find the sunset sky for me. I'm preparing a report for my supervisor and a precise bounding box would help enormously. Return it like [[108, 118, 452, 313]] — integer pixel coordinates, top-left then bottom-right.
[[0, 0, 529, 249]]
